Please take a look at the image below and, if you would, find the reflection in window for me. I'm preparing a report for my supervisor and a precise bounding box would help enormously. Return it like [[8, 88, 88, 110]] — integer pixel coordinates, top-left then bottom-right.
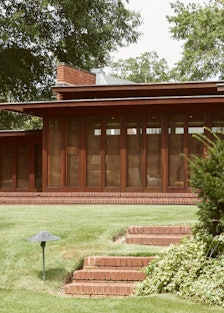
[[48, 118, 62, 187], [35, 145, 42, 189], [127, 118, 142, 187], [146, 115, 161, 188], [105, 117, 120, 188], [188, 114, 204, 159], [66, 118, 80, 187], [211, 113, 224, 136], [87, 117, 101, 187], [168, 115, 184, 187], [16, 144, 29, 188], [0, 144, 13, 188]]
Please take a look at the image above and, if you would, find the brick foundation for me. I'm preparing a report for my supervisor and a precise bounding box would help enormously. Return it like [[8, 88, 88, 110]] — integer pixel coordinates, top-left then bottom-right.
[[0, 192, 199, 205]]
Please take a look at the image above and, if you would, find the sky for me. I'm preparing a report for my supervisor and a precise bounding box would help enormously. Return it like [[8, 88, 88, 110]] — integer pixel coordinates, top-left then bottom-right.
[[112, 0, 205, 67]]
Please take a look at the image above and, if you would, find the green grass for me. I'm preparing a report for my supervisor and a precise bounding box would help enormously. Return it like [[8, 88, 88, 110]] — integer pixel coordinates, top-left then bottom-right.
[[0, 204, 223, 313]]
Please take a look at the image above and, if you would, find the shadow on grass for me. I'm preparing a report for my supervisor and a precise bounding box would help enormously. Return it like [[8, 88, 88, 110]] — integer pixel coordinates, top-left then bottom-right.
[[37, 268, 68, 282]]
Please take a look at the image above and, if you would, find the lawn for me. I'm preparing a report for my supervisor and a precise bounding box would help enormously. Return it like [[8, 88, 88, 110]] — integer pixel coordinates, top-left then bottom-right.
[[0, 204, 223, 313]]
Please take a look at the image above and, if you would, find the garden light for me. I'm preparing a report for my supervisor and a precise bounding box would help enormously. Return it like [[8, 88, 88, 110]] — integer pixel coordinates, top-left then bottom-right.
[[27, 231, 60, 281]]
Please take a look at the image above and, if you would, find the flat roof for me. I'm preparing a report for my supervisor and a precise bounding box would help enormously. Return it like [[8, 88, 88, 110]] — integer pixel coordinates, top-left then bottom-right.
[[0, 80, 224, 117]]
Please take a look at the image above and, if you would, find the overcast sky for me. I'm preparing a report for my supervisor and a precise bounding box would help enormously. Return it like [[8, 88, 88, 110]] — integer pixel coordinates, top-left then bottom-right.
[[112, 0, 205, 67]]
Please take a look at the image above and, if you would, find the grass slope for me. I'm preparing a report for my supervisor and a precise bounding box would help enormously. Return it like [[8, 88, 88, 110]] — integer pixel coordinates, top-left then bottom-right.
[[0, 204, 222, 312]]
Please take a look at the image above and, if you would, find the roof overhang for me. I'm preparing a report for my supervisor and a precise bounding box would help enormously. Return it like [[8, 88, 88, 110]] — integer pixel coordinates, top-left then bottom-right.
[[1, 95, 224, 117]]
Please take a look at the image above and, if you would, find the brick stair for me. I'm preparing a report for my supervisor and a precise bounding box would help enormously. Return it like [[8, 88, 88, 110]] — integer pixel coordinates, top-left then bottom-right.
[[64, 256, 155, 297], [0, 191, 199, 205], [125, 225, 192, 246]]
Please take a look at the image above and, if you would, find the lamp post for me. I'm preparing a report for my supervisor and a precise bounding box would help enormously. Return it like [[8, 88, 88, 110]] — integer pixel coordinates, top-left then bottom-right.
[[27, 231, 60, 281]]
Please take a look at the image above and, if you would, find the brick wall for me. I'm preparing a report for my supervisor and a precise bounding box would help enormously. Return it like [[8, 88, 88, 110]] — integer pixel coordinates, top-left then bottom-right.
[[57, 63, 96, 86]]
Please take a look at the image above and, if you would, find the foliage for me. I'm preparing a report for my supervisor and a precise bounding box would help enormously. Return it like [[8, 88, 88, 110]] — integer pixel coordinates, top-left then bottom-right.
[[0, 111, 42, 130], [188, 129, 224, 236], [0, 0, 141, 102], [109, 51, 170, 83], [168, 0, 224, 80], [135, 236, 224, 307]]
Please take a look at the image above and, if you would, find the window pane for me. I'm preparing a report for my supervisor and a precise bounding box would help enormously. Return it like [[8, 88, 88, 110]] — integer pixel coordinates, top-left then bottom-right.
[[0, 144, 13, 188], [87, 117, 101, 187], [35, 145, 42, 189], [66, 118, 80, 187], [16, 144, 29, 188], [168, 115, 184, 187], [105, 117, 120, 187], [127, 118, 142, 187], [146, 115, 161, 188], [188, 114, 204, 158], [48, 118, 62, 187], [211, 113, 224, 135]]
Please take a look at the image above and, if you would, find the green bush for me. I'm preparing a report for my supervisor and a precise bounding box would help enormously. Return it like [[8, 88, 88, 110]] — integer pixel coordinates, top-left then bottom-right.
[[188, 129, 224, 237], [135, 236, 224, 307]]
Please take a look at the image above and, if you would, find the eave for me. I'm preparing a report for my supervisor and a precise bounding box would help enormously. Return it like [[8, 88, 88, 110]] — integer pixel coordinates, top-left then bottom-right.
[[0, 95, 224, 117]]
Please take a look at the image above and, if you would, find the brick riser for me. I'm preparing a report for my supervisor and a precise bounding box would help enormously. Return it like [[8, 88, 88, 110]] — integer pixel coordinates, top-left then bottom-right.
[[64, 256, 154, 298], [0, 192, 199, 205]]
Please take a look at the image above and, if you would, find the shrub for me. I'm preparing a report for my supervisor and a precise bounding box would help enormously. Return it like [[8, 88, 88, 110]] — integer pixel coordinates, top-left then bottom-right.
[[188, 129, 224, 237], [135, 236, 224, 307]]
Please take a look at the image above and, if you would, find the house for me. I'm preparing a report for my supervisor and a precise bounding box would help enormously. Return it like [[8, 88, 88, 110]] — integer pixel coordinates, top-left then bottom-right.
[[0, 63, 224, 202]]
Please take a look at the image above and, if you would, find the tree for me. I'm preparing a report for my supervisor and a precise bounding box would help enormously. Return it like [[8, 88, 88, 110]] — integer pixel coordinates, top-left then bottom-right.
[[109, 51, 170, 83], [168, 0, 224, 81], [188, 129, 224, 236], [0, 0, 141, 103]]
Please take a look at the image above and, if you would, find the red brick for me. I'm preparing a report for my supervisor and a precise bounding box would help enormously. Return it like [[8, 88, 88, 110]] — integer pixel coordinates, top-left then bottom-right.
[[57, 63, 96, 86]]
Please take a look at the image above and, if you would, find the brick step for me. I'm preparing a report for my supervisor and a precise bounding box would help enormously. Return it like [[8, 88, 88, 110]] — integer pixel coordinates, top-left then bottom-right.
[[64, 255, 155, 297], [128, 225, 192, 235], [83, 256, 154, 269], [0, 192, 199, 205], [125, 225, 192, 246], [125, 234, 185, 246], [73, 269, 146, 281], [64, 281, 134, 297]]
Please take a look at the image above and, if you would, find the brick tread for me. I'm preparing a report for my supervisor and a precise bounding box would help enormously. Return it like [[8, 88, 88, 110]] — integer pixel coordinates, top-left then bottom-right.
[[128, 225, 192, 235], [84, 256, 154, 268]]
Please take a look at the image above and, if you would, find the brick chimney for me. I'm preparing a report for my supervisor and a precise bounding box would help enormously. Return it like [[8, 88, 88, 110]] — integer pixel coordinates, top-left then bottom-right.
[[57, 63, 96, 86]]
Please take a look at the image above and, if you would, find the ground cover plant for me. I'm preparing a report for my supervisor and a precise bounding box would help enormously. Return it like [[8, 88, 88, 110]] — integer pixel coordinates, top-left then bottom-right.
[[135, 236, 224, 307], [1, 204, 223, 313]]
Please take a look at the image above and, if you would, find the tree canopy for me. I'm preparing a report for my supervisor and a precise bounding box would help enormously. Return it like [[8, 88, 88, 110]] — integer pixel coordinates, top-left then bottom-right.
[[168, 0, 224, 81], [109, 51, 170, 83], [0, 0, 141, 102]]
